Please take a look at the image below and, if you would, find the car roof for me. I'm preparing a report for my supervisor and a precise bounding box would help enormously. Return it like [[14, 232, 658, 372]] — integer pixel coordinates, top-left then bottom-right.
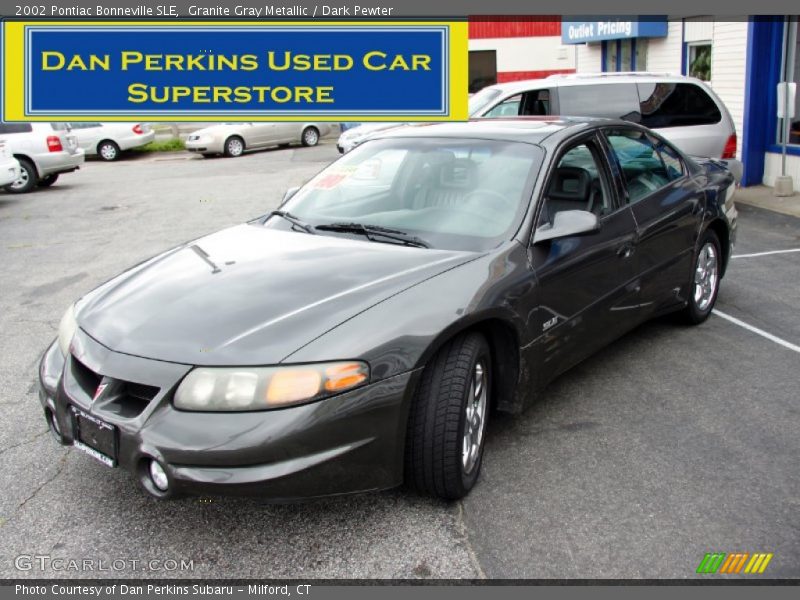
[[374, 117, 631, 145], [482, 72, 706, 95]]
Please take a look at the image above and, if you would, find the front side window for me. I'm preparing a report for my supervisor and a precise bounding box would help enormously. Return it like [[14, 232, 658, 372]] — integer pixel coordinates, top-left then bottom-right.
[[539, 141, 612, 225], [605, 130, 672, 204], [638, 82, 722, 128], [275, 138, 544, 252], [483, 94, 522, 117]]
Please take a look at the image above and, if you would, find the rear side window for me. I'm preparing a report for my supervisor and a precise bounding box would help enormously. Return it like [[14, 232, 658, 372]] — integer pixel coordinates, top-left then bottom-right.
[[637, 83, 722, 128], [557, 83, 641, 122], [654, 139, 686, 180], [0, 123, 33, 134], [605, 130, 671, 204]]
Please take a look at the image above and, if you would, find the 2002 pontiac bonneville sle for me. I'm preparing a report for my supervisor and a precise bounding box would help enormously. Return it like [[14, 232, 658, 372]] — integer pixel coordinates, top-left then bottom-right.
[[39, 118, 737, 500]]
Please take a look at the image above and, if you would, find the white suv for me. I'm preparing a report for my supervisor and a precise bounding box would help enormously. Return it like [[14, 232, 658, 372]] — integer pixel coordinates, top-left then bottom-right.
[[0, 123, 85, 194], [0, 140, 21, 188]]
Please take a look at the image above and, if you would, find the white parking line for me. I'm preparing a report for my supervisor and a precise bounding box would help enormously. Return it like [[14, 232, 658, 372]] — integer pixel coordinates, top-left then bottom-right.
[[732, 248, 800, 259], [712, 309, 800, 354]]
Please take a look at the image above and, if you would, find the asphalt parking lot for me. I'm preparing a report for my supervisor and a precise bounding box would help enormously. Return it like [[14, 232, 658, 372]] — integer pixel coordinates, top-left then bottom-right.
[[0, 145, 798, 579]]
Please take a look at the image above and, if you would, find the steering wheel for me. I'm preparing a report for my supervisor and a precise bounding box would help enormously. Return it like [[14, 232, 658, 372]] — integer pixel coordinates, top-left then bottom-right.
[[464, 189, 515, 212]]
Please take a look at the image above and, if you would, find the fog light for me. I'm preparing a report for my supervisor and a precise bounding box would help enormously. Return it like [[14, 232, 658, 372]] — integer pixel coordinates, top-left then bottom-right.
[[149, 460, 169, 491]]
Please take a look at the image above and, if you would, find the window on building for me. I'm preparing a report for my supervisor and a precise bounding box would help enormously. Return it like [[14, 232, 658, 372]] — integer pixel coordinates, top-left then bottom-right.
[[687, 43, 712, 81], [468, 50, 497, 94], [602, 39, 647, 72]]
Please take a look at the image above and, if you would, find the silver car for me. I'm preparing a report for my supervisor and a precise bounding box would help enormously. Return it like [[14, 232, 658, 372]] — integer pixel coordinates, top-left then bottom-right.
[[0, 123, 84, 194], [185, 122, 331, 157], [63, 122, 155, 161], [0, 141, 21, 188]]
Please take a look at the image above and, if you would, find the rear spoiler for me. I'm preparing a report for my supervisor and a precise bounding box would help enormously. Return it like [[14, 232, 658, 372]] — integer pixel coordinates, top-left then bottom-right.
[[690, 155, 742, 185]]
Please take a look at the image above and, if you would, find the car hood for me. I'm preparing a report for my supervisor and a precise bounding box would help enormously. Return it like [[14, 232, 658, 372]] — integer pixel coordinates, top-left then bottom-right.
[[77, 224, 476, 366]]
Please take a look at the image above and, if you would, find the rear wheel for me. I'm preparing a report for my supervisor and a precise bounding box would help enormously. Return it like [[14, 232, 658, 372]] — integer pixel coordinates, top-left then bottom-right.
[[405, 332, 491, 500], [97, 140, 120, 161], [301, 126, 320, 147], [4, 158, 37, 193], [223, 136, 245, 157], [681, 229, 721, 324], [38, 173, 59, 187]]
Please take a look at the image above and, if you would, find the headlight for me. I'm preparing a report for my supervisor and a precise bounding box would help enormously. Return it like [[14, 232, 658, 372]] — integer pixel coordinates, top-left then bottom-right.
[[57, 304, 77, 356], [173, 361, 369, 411]]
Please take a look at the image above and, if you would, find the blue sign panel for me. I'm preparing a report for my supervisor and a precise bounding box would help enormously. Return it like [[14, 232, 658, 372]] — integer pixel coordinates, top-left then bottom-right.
[[23, 25, 451, 118], [561, 18, 668, 44]]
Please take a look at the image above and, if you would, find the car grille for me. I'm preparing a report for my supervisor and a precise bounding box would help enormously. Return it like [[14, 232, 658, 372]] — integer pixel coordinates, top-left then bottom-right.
[[69, 356, 160, 419]]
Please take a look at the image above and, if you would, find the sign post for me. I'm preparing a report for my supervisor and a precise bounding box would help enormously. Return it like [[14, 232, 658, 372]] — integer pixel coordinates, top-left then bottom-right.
[[775, 81, 796, 197]]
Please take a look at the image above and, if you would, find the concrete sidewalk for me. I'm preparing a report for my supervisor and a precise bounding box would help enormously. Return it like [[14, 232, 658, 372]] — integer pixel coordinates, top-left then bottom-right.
[[735, 185, 800, 219]]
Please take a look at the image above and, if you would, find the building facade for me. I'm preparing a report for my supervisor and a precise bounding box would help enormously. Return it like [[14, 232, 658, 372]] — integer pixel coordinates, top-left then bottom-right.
[[467, 18, 575, 92]]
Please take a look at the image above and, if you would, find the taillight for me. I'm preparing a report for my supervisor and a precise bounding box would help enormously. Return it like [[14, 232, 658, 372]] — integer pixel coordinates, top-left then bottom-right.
[[132, 124, 144, 134], [722, 134, 737, 159], [46, 135, 63, 152]]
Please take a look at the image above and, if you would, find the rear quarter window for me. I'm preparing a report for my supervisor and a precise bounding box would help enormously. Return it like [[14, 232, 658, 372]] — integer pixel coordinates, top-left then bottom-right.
[[638, 83, 722, 128], [0, 123, 33, 134]]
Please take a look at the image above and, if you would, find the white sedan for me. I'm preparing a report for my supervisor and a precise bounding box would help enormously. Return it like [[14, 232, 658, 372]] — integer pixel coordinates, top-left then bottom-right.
[[63, 122, 155, 161], [0, 140, 21, 188], [185, 122, 331, 157]]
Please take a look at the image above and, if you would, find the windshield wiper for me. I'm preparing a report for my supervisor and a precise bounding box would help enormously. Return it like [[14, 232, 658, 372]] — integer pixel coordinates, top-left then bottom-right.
[[315, 222, 429, 248], [267, 210, 315, 234]]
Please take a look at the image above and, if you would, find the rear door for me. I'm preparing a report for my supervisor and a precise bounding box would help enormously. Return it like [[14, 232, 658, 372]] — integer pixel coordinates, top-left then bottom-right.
[[66, 123, 103, 152], [556, 83, 642, 122], [529, 132, 639, 379], [601, 127, 703, 315]]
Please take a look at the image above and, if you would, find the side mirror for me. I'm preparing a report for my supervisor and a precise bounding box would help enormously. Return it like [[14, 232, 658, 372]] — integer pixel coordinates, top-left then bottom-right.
[[281, 186, 300, 205], [533, 210, 600, 244]]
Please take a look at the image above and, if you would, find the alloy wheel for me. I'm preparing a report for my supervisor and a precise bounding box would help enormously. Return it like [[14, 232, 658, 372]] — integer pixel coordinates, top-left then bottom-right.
[[694, 242, 719, 311], [462, 360, 488, 475]]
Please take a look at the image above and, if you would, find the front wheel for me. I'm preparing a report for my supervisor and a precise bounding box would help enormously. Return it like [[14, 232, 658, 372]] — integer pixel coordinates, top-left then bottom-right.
[[223, 136, 245, 157], [681, 229, 721, 324], [405, 332, 491, 500]]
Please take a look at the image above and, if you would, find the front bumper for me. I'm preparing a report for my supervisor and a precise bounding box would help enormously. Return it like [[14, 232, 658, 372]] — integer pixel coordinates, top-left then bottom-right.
[[39, 329, 417, 500], [185, 137, 222, 154]]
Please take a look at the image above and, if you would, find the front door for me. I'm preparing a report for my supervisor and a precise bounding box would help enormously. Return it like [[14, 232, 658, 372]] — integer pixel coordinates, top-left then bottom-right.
[[529, 135, 640, 381]]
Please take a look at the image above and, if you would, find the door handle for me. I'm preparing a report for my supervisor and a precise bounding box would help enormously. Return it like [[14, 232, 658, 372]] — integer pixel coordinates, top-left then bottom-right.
[[617, 243, 635, 259]]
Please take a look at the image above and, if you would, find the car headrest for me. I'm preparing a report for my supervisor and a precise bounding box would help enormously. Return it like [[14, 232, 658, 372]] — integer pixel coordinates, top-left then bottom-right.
[[547, 166, 591, 201], [439, 158, 477, 189]]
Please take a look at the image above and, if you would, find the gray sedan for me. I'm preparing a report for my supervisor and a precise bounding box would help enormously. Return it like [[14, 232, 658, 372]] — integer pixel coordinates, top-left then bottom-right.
[[185, 122, 331, 157]]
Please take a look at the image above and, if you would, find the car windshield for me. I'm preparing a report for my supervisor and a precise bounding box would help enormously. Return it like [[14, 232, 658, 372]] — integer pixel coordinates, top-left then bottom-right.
[[468, 87, 503, 116], [268, 137, 543, 252]]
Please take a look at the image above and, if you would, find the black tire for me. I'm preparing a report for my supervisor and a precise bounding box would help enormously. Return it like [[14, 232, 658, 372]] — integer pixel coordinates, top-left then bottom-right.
[[405, 332, 491, 500], [4, 157, 37, 193], [97, 140, 120, 161], [38, 173, 59, 187], [681, 229, 722, 324], [223, 136, 245, 157], [301, 126, 320, 147]]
